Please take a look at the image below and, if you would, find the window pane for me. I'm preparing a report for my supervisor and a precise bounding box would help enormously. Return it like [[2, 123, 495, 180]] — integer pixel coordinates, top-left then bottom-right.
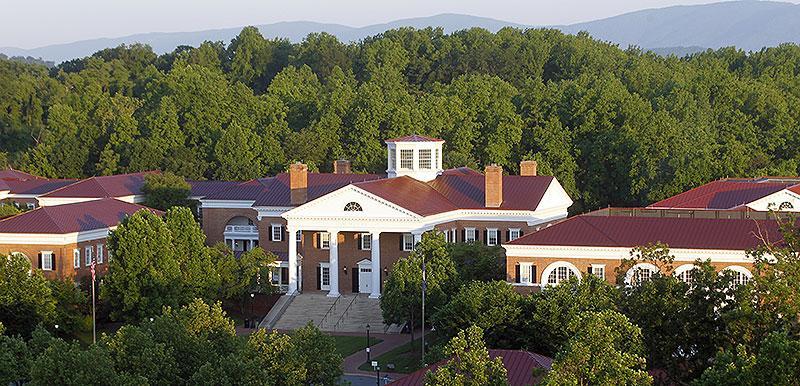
[[400, 149, 413, 169], [419, 149, 432, 169]]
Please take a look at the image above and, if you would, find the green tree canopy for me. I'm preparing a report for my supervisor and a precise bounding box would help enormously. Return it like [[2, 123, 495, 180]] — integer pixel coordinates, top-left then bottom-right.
[[425, 326, 508, 386], [0, 253, 56, 337], [141, 171, 192, 211]]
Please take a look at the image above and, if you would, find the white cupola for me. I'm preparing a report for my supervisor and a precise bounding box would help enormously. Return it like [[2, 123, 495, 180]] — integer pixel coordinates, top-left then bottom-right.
[[385, 135, 445, 182]]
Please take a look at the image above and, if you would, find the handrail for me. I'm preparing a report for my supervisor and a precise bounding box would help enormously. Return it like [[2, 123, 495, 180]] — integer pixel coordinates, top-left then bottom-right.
[[333, 294, 359, 331], [318, 295, 340, 328]]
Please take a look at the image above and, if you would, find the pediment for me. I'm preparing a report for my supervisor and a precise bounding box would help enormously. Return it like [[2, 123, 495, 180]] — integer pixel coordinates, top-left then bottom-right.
[[282, 185, 421, 221]]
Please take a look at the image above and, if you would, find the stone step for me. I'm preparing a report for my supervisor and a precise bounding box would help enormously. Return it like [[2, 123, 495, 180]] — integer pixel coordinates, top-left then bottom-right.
[[270, 293, 398, 333]]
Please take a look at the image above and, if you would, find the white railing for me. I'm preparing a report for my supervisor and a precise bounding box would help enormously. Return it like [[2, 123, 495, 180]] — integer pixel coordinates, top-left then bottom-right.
[[225, 225, 258, 234]]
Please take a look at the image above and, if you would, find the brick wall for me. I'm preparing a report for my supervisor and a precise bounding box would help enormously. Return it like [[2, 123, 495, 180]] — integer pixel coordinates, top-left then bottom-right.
[[0, 235, 109, 281]]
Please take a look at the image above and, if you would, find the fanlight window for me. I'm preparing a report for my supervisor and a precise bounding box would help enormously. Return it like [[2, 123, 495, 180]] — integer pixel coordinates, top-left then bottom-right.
[[344, 202, 363, 212], [547, 266, 577, 285]]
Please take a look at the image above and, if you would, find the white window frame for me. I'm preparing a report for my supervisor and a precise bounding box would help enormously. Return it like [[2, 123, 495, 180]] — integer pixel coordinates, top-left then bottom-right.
[[360, 233, 372, 250], [508, 228, 521, 241], [41, 251, 54, 271], [96, 244, 104, 264], [85, 246, 93, 266], [464, 228, 477, 243], [673, 264, 698, 285], [418, 149, 432, 169], [590, 264, 606, 280], [320, 232, 330, 249], [519, 262, 534, 284], [541, 261, 582, 287], [271, 224, 283, 242], [450, 228, 457, 243], [625, 263, 659, 286], [400, 149, 414, 169], [73, 249, 80, 269], [402, 233, 414, 251], [486, 228, 499, 246], [320, 262, 331, 290]]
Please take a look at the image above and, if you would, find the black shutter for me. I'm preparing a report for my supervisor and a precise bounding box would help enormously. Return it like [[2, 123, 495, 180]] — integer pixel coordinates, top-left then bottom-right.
[[588, 266, 593, 275], [282, 226, 287, 242], [37, 253, 42, 269], [357, 234, 362, 250], [399, 234, 404, 251], [352, 267, 359, 293], [506, 230, 510, 242], [515, 264, 521, 283], [316, 267, 321, 290], [483, 230, 488, 245], [519, 230, 524, 237], [51, 253, 56, 271], [532, 265, 538, 284]]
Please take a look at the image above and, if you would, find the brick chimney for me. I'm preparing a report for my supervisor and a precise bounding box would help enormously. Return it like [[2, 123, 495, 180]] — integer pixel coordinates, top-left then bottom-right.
[[333, 159, 351, 174], [484, 164, 503, 208], [289, 162, 308, 205], [520, 160, 537, 176]]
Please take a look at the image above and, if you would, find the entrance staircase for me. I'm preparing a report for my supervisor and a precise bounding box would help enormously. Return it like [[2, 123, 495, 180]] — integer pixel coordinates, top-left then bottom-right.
[[266, 293, 402, 333]]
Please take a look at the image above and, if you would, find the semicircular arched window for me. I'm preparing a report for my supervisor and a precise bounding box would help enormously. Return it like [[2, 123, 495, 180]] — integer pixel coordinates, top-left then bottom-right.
[[344, 202, 363, 212]]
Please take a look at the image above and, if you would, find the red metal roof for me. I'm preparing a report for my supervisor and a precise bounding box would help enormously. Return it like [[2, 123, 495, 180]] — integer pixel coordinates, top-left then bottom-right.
[[508, 214, 782, 251], [0, 198, 159, 234], [389, 349, 552, 386], [40, 171, 158, 199], [384, 134, 444, 143], [204, 173, 384, 206], [4, 179, 78, 195], [188, 180, 241, 198], [648, 178, 797, 210], [0, 169, 41, 181], [205, 168, 554, 215]]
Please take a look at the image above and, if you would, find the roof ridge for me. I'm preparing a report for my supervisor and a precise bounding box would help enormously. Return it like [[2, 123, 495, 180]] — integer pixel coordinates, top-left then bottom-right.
[[37, 206, 68, 234]]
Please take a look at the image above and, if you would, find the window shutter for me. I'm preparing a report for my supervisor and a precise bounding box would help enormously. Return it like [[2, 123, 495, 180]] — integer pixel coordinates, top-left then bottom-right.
[[51, 253, 56, 270], [399, 235, 404, 251], [461, 229, 466, 242], [588, 266, 593, 275], [515, 264, 521, 283], [357, 235, 362, 250], [314, 233, 319, 249], [519, 230, 524, 237], [532, 265, 537, 284], [316, 267, 321, 290], [506, 230, 510, 242], [352, 267, 358, 292], [38, 253, 42, 269], [484, 230, 488, 245], [282, 226, 287, 241]]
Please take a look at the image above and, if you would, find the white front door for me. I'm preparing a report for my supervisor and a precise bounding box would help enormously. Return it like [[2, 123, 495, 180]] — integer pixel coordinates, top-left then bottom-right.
[[320, 263, 330, 291], [358, 262, 372, 294]]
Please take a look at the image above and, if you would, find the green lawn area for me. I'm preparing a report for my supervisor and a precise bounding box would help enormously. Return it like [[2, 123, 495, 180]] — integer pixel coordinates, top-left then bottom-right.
[[358, 333, 446, 374], [331, 335, 383, 358]]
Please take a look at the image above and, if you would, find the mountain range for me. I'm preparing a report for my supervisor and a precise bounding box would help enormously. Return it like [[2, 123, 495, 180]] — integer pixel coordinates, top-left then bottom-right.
[[3, 1, 800, 64]]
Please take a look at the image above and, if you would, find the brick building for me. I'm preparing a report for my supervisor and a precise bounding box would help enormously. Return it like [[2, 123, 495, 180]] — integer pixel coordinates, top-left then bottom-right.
[[0, 198, 160, 280], [199, 135, 573, 297], [500, 177, 800, 289]]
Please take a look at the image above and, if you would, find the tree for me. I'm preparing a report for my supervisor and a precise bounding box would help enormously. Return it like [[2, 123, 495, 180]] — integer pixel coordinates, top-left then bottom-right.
[[0, 203, 20, 219], [292, 322, 343, 385], [432, 281, 522, 347], [102, 325, 180, 385], [48, 278, 88, 338], [694, 332, 800, 386], [211, 244, 277, 307], [102, 209, 183, 321], [543, 310, 652, 386], [381, 231, 460, 342], [142, 172, 192, 211], [447, 243, 506, 282], [0, 331, 31, 386], [28, 339, 131, 386], [0, 253, 56, 337], [523, 274, 618, 356], [425, 326, 508, 386], [164, 206, 220, 302]]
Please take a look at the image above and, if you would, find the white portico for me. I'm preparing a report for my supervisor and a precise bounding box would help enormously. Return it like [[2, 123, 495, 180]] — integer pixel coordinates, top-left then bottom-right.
[[282, 184, 432, 298]]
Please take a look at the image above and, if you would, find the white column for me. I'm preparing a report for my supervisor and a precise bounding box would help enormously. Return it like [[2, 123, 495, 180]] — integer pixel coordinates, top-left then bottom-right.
[[328, 230, 340, 297], [287, 224, 298, 295], [370, 232, 381, 299]]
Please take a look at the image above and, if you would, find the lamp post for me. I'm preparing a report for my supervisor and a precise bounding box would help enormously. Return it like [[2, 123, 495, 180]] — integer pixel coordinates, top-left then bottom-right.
[[250, 293, 255, 328], [371, 361, 380, 386], [366, 324, 371, 364], [421, 249, 427, 367]]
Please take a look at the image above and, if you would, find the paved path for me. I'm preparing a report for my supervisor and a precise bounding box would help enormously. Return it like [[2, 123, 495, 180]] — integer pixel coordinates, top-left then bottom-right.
[[341, 331, 417, 380]]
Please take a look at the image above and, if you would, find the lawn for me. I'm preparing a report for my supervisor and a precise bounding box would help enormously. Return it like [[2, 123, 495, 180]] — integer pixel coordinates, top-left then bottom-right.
[[358, 333, 445, 374], [331, 334, 383, 358]]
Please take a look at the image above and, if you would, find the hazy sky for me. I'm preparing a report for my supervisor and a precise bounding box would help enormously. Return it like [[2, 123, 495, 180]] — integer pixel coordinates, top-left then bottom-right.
[[2, 0, 797, 48]]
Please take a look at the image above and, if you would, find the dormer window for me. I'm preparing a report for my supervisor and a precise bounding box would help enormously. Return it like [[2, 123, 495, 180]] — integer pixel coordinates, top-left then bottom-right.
[[344, 202, 363, 211], [400, 149, 414, 169]]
